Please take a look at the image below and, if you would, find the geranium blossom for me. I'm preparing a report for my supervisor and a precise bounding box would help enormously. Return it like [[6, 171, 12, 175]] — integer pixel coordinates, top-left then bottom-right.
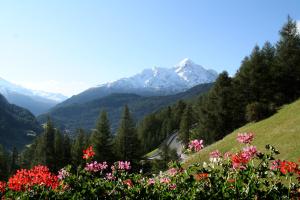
[[117, 161, 131, 171], [279, 160, 298, 174], [0, 181, 6, 193], [147, 178, 155, 185], [194, 173, 209, 181], [167, 168, 178, 176], [123, 179, 133, 187], [105, 173, 115, 180], [57, 168, 70, 180], [224, 152, 233, 159], [169, 184, 177, 190], [237, 132, 254, 144], [231, 152, 251, 170], [8, 165, 59, 191], [85, 161, 108, 172], [188, 139, 204, 152], [210, 150, 221, 159], [82, 146, 95, 160], [160, 177, 171, 184]]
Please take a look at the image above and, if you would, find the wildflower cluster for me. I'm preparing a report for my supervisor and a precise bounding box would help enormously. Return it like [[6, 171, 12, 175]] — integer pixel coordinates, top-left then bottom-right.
[[188, 139, 204, 152], [57, 168, 70, 180], [82, 146, 95, 160], [84, 161, 108, 172], [1, 132, 299, 199], [7, 165, 59, 191], [0, 181, 6, 194], [236, 132, 254, 144]]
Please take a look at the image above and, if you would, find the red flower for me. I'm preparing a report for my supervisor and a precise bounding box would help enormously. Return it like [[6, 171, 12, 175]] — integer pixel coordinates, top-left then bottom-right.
[[194, 173, 209, 181], [8, 165, 59, 191], [0, 181, 6, 193], [83, 146, 95, 160], [279, 161, 298, 175], [231, 152, 250, 170], [123, 179, 133, 188]]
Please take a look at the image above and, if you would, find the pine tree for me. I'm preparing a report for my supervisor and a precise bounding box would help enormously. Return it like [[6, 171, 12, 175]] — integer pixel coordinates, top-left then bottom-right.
[[138, 114, 162, 154], [71, 129, 88, 166], [179, 105, 193, 145], [275, 16, 300, 104], [90, 111, 114, 162], [114, 105, 140, 161], [44, 118, 56, 170], [9, 147, 19, 175], [0, 145, 9, 179], [62, 134, 72, 167], [197, 72, 235, 142], [54, 130, 64, 171]]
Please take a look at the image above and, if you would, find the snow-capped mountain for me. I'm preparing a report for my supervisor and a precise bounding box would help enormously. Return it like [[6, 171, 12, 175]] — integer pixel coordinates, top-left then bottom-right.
[[0, 77, 67, 115], [101, 58, 217, 91], [58, 58, 218, 107]]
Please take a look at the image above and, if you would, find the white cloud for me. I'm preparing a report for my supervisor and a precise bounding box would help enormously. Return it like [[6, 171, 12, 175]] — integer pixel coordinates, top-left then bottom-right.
[[297, 21, 300, 34], [13, 80, 91, 97]]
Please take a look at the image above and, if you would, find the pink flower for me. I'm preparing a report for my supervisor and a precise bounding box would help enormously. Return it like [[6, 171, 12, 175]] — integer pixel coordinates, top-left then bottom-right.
[[210, 150, 221, 159], [224, 152, 233, 159], [167, 168, 178, 176], [57, 168, 70, 180], [270, 160, 281, 171], [118, 161, 131, 171], [147, 178, 155, 185], [105, 173, 115, 180], [242, 146, 257, 158], [160, 177, 171, 184], [188, 139, 204, 152], [237, 132, 254, 144], [85, 161, 108, 172], [169, 184, 177, 190]]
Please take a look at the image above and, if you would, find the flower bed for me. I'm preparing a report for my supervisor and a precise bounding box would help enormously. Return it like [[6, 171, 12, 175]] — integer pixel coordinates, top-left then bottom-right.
[[1, 133, 300, 199]]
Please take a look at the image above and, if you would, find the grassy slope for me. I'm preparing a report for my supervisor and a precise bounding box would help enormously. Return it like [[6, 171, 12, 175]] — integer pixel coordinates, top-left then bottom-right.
[[184, 99, 300, 167]]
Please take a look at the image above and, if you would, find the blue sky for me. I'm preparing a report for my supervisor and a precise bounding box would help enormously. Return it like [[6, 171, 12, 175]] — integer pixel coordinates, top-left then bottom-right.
[[0, 0, 299, 96]]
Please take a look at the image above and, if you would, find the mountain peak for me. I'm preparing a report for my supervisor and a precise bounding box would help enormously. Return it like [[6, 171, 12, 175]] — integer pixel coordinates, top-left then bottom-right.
[[176, 58, 194, 68]]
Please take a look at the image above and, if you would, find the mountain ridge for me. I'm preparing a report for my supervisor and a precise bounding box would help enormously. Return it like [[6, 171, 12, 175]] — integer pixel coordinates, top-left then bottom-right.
[[0, 77, 67, 115], [56, 58, 217, 107]]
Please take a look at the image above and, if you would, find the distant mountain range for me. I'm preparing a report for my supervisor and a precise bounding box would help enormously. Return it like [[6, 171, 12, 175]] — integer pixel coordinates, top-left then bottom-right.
[[0, 94, 41, 150], [57, 58, 218, 107], [37, 58, 217, 133], [38, 83, 213, 134], [0, 77, 67, 115]]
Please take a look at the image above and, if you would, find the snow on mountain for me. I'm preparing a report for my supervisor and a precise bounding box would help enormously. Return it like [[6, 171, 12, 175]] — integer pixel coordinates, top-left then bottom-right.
[[0, 77, 68, 115], [0, 77, 67, 102], [101, 58, 218, 93]]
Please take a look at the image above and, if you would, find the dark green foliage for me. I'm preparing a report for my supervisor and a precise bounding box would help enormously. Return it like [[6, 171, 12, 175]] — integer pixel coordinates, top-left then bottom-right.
[[90, 111, 114, 162], [179, 105, 193, 145], [151, 144, 179, 173], [274, 16, 300, 104], [9, 147, 19, 175], [0, 94, 41, 150], [245, 102, 275, 122], [62, 134, 72, 167], [71, 129, 89, 166], [196, 72, 236, 141], [138, 114, 162, 154], [0, 145, 9, 180], [114, 105, 141, 161], [44, 119, 56, 170]]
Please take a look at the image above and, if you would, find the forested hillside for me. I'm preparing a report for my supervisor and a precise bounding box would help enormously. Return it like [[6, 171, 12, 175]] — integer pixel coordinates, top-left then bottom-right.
[[0, 94, 41, 150], [38, 83, 212, 133]]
